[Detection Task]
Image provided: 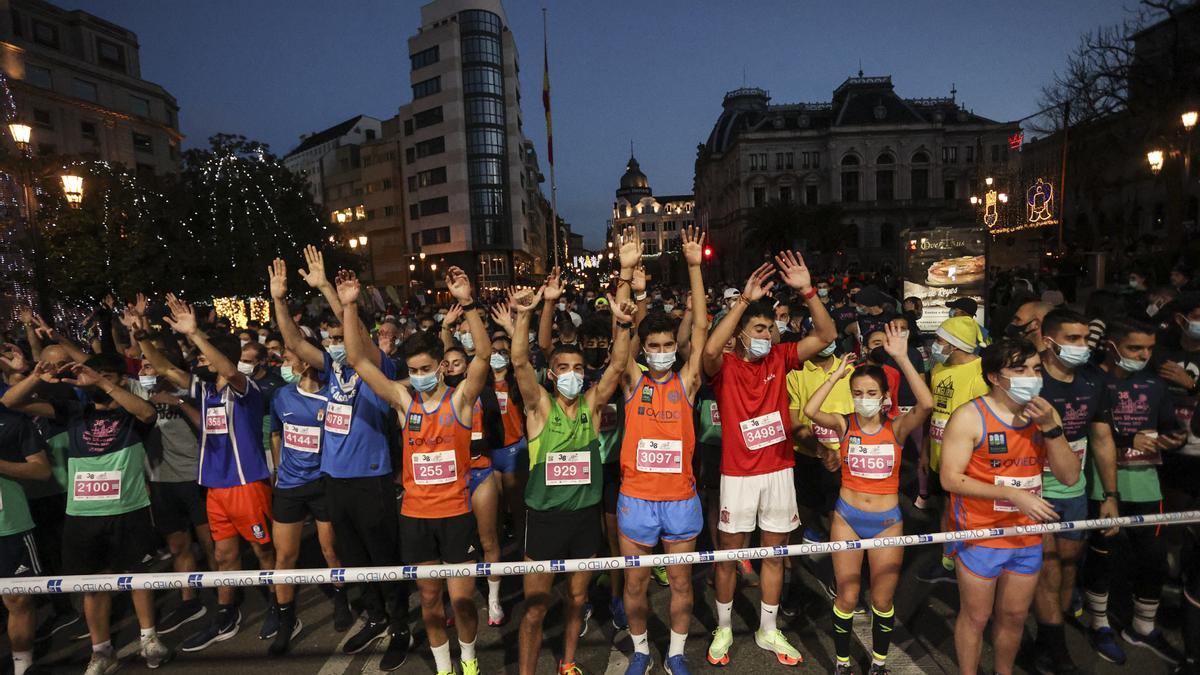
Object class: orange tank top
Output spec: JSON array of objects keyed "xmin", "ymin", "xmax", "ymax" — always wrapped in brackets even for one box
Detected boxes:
[
  {"xmin": 619, "ymin": 372, "xmax": 696, "ymax": 501},
  {"xmin": 470, "ymin": 398, "xmax": 490, "ymax": 470},
  {"xmin": 494, "ymin": 379, "xmax": 525, "ymax": 446},
  {"xmin": 949, "ymin": 397, "xmax": 1046, "ymax": 548},
  {"xmin": 839, "ymin": 414, "xmax": 902, "ymax": 495},
  {"xmin": 401, "ymin": 389, "xmax": 472, "ymax": 518}
]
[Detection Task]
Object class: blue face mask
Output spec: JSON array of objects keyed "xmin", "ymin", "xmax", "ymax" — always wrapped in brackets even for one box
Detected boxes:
[
  {"xmin": 931, "ymin": 342, "xmax": 951, "ymax": 365},
  {"xmin": 1108, "ymin": 341, "xmax": 1148, "ymax": 372},
  {"xmin": 490, "ymin": 353, "xmax": 510, "ymax": 371},
  {"xmin": 554, "ymin": 371, "xmax": 584, "ymax": 399},
  {"xmin": 741, "ymin": 332, "xmax": 771, "ymax": 360},
  {"xmin": 1051, "ymin": 340, "xmax": 1090, "ymax": 368},
  {"xmin": 818, "ymin": 341, "xmax": 837, "ymax": 357},
  {"xmin": 410, "ymin": 371, "xmax": 440, "ymax": 392},
  {"xmin": 326, "ymin": 344, "xmax": 347, "ymax": 366},
  {"xmin": 280, "ymin": 365, "xmax": 301, "ymax": 384},
  {"xmin": 1003, "ymin": 375, "xmax": 1043, "ymax": 404},
  {"xmin": 1187, "ymin": 320, "xmax": 1200, "ymax": 341}
]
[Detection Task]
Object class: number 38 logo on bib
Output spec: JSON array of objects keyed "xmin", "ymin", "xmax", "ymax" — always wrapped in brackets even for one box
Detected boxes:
[{"xmin": 738, "ymin": 411, "xmax": 786, "ymax": 451}]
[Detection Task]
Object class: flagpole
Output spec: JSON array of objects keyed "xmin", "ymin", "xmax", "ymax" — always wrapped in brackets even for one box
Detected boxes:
[{"xmin": 542, "ymin": 7, "xmax": 559, "ymax": 269}]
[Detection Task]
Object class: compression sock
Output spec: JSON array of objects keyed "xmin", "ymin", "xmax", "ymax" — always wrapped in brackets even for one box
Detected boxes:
[
  {"xmin": 716, "ymin": 600, "xmax": 732, "ymax": 629},
  {"xmin": 1133, "ymin": 596, "xmax": 1160, "ymax": 636},
  {"xmin": 833, "ymin": 604, "xmax": 854, "ymax": 663},
  {"xmin": 871, "ymin": 605, "xmax": 894, "ymax": 665},
  {"xmin": 1085, "ymin": 590, "xmax": 1110, "ymax": 629}
]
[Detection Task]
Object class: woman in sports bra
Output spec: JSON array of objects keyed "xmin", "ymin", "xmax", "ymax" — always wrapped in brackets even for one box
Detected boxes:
[{"xmin": 803, "ymin": 323, "xmax": 932, "ymax": 675}]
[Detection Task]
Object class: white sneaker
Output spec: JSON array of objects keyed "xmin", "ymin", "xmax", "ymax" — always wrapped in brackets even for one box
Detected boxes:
[
  {"xmin": 140, "ymin": 634, "xmax": 173, "ymax": 669},
  {"xmin": 84, "ymin": 650, "xmax": 119, "ymax": 675}
]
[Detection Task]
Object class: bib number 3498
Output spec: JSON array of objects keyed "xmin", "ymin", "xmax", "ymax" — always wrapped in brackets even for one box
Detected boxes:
[{"xmin": 739, "ymin": 411, "xmax": 786, "ymax": 451}]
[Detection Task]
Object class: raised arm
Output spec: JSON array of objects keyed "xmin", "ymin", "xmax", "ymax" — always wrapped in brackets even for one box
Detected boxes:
[
  {"xmin": 702, "ymin": 262, "xmax": 775, "ymax": 376},
  {"xmin": 298, "ymin": 244, "xmax": 343, "ymax": 321},
  {"xmin": 164, "ymin": 294, "xmax": 247, "ymax": 394},
  {"xmin": 775, "ymin": 250, "xmax": 836, "ymax": 361},
  {"xmin": 32, "ymin": 314, "xmax": 89, "ymax": 364},
  {"xmin": 338, "ymin": 271, "xmax": 406, "ymax": 408},
  {"xmin": 592, "ymin": 296, "xmax": 636, "ymax": 407},
  {"xmin": 449, "ymin": 267, "xmax": 492, "ymax": 413},
  {"xmin": 0, "ymin": 363, "xmax": 57, "ymax": 418},
  {"xmin": 882, "ymin": 322, "xmax": 933, "ymax": 443},
  {"xmin": 439, "ymin": 303, "xmax": 464, "ymax": 351},
  {"xmin": 18, "ymin": 307, "xmax": 43, "ymax": 360},
  {"xmin": 538, "ymin": 266, "xmax": 563, "ymax": 354},
  {"xmin": 269, "ymin": 257, "xmax": 324, "ymax": 370},
  {"xmin": 511, "ymin": 286, "xmax": 550, "ymax": 424},
  {"xmin": 802, "ymin": 357, "xmax": 853, "ymax": 434},
  {"xmin": 679, "ymin": 226, "xmax": 708, "ymax": 388},
  {"xmin": 65, "ymin": 363, "xmax": 156, "ymax": 424}
]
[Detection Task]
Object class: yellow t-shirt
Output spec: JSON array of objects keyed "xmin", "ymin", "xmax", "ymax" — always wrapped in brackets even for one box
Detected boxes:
[
  {"xmin": 787, "ymin": 356, "xmax": 855, "ymax": 458},
  {"xmin": 929, "ymin": 357, "xmax": 989, "ymax": 470}
]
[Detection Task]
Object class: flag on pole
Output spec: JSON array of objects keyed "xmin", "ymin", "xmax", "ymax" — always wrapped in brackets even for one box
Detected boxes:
[{"xmin": 542, "ymin": 29, "xmax": 553, "ymax": 166}]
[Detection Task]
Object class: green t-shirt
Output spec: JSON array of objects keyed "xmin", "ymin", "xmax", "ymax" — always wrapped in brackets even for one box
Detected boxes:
[
  {"xmin": 54, "ymin": 400, "xmax": 154, "ymax": 517},
  {"xmin": 21, "ymin": 429, "xmax": 68, "ymax": 499},
  {"xmin": 598, "ymin": 395, "xmax": 624, "ymax": 464},
  {"xmin": 525, "ymin": 398, "xmax": 602, "ymax": 511},
  {"xmin": 697, "ymin": 397, "xmax": 722, "ymax": 446},
  {"xmin": 0, "ymin": 408, "xmax": 42, "ymax": 536}
]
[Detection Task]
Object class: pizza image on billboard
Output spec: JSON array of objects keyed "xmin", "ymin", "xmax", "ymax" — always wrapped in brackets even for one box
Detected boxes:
[{"xmin": 926, "ymin": 255, "xmax": 985, "ymax": 287}]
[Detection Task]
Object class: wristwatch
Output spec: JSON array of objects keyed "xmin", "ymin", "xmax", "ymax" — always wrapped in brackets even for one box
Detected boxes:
[
  {"xmin": 1103, "ymin": 490, "xmax": 1121, "ymax": 501},
  {"xmin": 1041, "ymin": 426, "xmax": 1064, "ymax": 439}
]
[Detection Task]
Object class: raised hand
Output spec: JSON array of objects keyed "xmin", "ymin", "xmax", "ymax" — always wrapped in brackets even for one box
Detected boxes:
[
  {"xmin": 298, "ymin": 244, "xmax": 328, "ymax": 289},
  {"xmin": 0, "ymin": 344, "xmax": 27, "ymax": 374},
  {"xmin": 445, "ymin": 266, "xmax": 474, "ymax": 303},
  {"xmin": 61, "ymin": 363, "xmax": 103, "ymax": 388},
  {"xmin": 609, "ymin": 295, "xmax": 636, "ymax": 324},
  {"xmin": 162, "ymin": 294, "xmax": 198, "ymax": 336},
  {"xmin": 832, "ymin": 353, "xmax": 855, "ymax": 380},
  {"xmin": 442, "ymin": 303, "xmax": 464, "ymax": 327},
  {"xmin": 775, "ymin": 250, "xmax": 812, "ymax": 291},
  {"xmin": 631, "ymin": 265, "xmax": 647, "ymax": 295},
  {"xmin": 490, "ymin": 302, "xmax": 515, "ymax": 335},
  {"xmin": 268, "ymin": 258, "xmax": 288, "ymax": 300},
  {"xmin": 543, "ymin": 266, "xmax": 564, "ymax": 302},
  {"xmin": 30, "ymin": 314, "xmax": 58, "ymax": 342},
  {"xmin": 618, "ymin": 225, "xmax": 642, "ymax": 269},
  {"xmin": 742, "ymin": 262, "xmax": 776, "ymax": 302},
  {"xmin": 335, "ymin": 270, "xmax": 361, "ymax": 305},
  {"xmin": 882, "ymin": 322, "xmax": 908, "ymax": 359},
  {"xmin": 18, "ymin": 306, "xmax": 32, "ymax": 325},
  {"xmin": 32, "ymin": 361, "xmax": 64, "ymax": 383},
  {"xmin": 681, "ymin": 225, "xmax": 706, "ymax": 267},
  {"xmin": 1022, "ymin": 396, "xmax": 1057, "ymax": 429},
  {"xmin": 508, "ymin": 285, "xmax": 544, "ymax": 313}
]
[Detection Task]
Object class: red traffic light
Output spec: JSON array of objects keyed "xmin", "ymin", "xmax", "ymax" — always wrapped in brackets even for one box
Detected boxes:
[{"xmin": 703, "ymin": 246, "xmax": 713, "ymax": 259}]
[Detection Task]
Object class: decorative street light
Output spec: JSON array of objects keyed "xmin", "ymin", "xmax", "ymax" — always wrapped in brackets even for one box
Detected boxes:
[
  {"xmin": 1183, "ymin": 110, "xmax": 1198, "ymax": 132},
  {"xmin": 1148, "ymin": 149, "xmax": 1165, "ymax": 175},
  {"xmin": 60, "ymin": 174, "xmax": 84, "ymax": 208},
  {"xmin": 348, "ymin": 238, "xmax": 358, "ymax": 249},
  {"xmin": 8, "ymin": 122, "xmax": 30, "ymax": 152},
  {"xmin": 969, "ymin": 176, "xmax": 1007, "ymax": 228},
  {"xmin": 357, "ymin": 234, "xmax": 368, "ymax": 246}
]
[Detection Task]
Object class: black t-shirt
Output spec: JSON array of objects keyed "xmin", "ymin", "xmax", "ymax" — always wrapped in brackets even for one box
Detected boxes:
[
  {"xmin": 0, "ymin": 404, "xmax": 43, "ymax": 464},
  {"xmin": 1040, "ymin": 368, "xmax": 1104, "ymax": 441},
  {"xmin": 1156, "ymin": 345, "xmax": 1200, "ymax": 453},
  {"xmin": 1083, "ymin": 364, "xmax": 1179, "ymax": 449}
]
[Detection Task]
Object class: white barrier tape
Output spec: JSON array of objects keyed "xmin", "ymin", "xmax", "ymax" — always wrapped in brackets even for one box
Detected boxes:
[{"xmin": 3, "ymin": 510, "xmax": 1198, "ymax": 595}]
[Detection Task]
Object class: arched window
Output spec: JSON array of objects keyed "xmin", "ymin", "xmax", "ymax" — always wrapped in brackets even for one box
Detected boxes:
[
  {"xmin": 876, "ymin": 153, "xmax": 894, "ymax": 165},
  {"xmin": 841, "ymin": 154, "xmax": 860, "ymax": 166},
  {"xmin": 912, "ymin": 151, "xmax": 930, "ymax": 164}
]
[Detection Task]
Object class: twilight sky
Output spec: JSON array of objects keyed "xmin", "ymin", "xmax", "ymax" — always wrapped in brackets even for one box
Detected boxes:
[{"xmin": 66, "ymin": 0, "xmax": 1135, "ymax": 247}]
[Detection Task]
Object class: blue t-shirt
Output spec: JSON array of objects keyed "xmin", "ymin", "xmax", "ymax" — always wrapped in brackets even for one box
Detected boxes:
[
  {"xmin": 319, "ymin": 350, "xmax": 397, "ymax": 478},
  {"xmin": 191, "ymin": 375, "xmax": 270, "ymax": 488},
  {"xmin": 270, "ymin": 382, "xmax": 328, "ymax": 489}
]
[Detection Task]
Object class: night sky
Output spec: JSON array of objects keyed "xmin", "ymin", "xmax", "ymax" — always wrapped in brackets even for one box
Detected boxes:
[{"xmin": 64, "ymin": 0, "xmax": 1134, "ymax": 247}]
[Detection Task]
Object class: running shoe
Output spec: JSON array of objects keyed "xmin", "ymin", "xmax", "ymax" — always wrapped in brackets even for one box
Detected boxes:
[
  {"xmin": 488, "ymin": 598, "xmax": 507, "ymax": 627},
  {"xmin": 378, "ymin": 627, "xmax": 414, "ymax": 671},
  {"xmin": 158, "ymin": 598, "xmax": 206, "ymax": 635},
  {"xmin": 461, "ymin": 657, "xmax": 480, "ymax": 675},
  {"xmin": 707, "ymin": 627, "xmax": 733, "ymax": 666},
  {"xmin": 332, "ymin": 588, "xmax": 353, "ymax": 632},
  {"xmin": 1122, "ymin": 626, "xmax": 1183, "ymax": 666},
  {"xmin": 83, "ymin": 651, "xmax": 119, "ymax": 675},
  {"xmin": 35, "ymin": 608, "xmax": 88, "ymax": 643},
  {"xmin": 867, "ymin": 664, "xmax": 891, "ymax": 675},
  {"xmin": 664, "ymin": 654, "xmax": 692, "ymax": 674},
  {"xmin": 835, "ymin": 662, "xmax": 855, "ymax": 675},
  {"xmin": 1089, "ymin": 627, "xmax": 1127, "ymax": 665},
  {"xmin": 559, "ymin": 661, "xmax": 584, "ymax": 675},
  {"xmin": 343, "ymin": 616, "xmax": 388, "ymax": 654},
  {"xmin": 258, "ymin": 600, "xmax": 280, "ymax": 640},
  {"xmin": 755, "ymin": 628, "xmax": 803, "ymax": 666},
  {"xmin": 610, "ymin": 596, "xmax": 629, "ymax": 631},
  {"xmin": 181, "ymin": 607, "xmax": 240, "ymax": 652},
  {"xmin": 737, "ymin": 559, "xmax": 760, "ymax": 587},
  {"xmin": 1033, "ymin": 648, "xmax": 1078, "ymax": 675},
  {"xmin": 268, "ymin": 613, "xmax": 303, "ymax": 657},
  {"xmin": 624, "ymin": 652, "xmax": 653, "ymax": 675},
  {"xmin": 140, "ymin": 634, "xmax": 173, "ymax": 669},
  {"xmin": 652, "ymin": 566, "xmax": 670, "ymax": 587}
]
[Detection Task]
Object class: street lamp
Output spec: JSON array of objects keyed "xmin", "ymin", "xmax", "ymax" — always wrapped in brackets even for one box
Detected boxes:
[
  {"xmin": 349, "ymin": 238, "xmax": 358, "ymax": 249},
  {"xmin": 8, "ymin": 122, "xmax": 30, "ymax": 152},
  {"xmin": 60, "ymin": 174, "xmax": 83, "ymax": 208},
  {"xmin": 357, "ymin": 234, "xmax": 368, "ymax": 246},
  {"xmin": 1148, "ymin": 149, "xmax": 1165, "ymax": 175},
  {"xmin": 1183, "ymin": 110, "xmax": 1198, "ymax": 132}
]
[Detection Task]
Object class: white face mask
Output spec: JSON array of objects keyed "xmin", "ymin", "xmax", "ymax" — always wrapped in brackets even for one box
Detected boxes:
[
  {"xmin": 458, "ymin": 332, "xmax": 475, "ymax": 351},
  {"xmin": 645, "ymin": 351, "xmax": 676, "ymax": 371},
  {"xmin": 236, "ymin": 361, "xmax": 255, "ymax": 376},
  {"xmin": 554, "ymin": 371, "xmax": 584, "ymax": 399},
  {"xmin": 138, "ymin": 375, "xmax": 158, "ymax": 390},
  {"xmin": 853, "ymin": 396, "xmax": 883, "ymax": 418},
  {"xmin": 556, "ymin": 302, "xmax": 567, "ymax": 312},
  {"xmin": 489, "ymin": 353, "xmax": 510, "ymax": 371},
  {"xmin": 662, "ymin": 303, "xmax": 675, "ymax": 313},
  {"xmin": 741, "ymin": 332, "xmax": 771, "ymax": 360},
  {"xmin": 776, "ymin": 320, "xmax": 789, "ymax": 333}
]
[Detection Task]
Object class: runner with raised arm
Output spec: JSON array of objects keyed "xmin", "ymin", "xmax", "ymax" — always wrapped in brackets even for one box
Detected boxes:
[
  {"xmin": 702, "ymin": 251, "xmax": 837, "ymax": 667},
  {"xmin": 340, "ymin": 267, "xmax": 490, "ymax": 675}
]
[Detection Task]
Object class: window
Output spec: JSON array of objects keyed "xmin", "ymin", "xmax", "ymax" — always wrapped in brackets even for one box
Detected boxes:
[
  {"xmin": 412, "ymin": 76, "xmax": 441, "ymax": 100},
  {"xmin": 466, "ymin": 127, "xmax": 504, "ymax": 155},
  {"xmin": 24, "ymin": 64, "xmax": 51, "ymax": 88},
  {"xmin": 132, "ymin": 132, "xmax": 153, "ymax": 153},
  {"xmin": 644, "ymin": 239, "xmax": 659, "ymax": 255},
  {"xmin": 130, "ymin": 96, "xmax": 151, "ymax": 118},
  {"xmin": 470, "ymin": 188, "xmax": 505, "ymax": 215},
  {"xmin": 405, "ymin": 148, "xmax": 416, "ymax": 164},
  {"xmin": 942, "ymin": 146, "xmax": 957, "ymax": 163},
  {"xmin": 32, "ymin": 108, "xmax": 52, "ymax": 129},
  {"xmin": 403, "ymin": 119, "xmax": 414, "ymax": 136},
  {"xmin": 365, "ymin": 129, "xmax": 376, "ymax": 140},
  {"xmin": 414, "ymin": 106, "xmax": 443, "ymax": 129},
  {"xmin": 943, "ymin": 179, "xmax": 956, "ymax": 200},
  {"xmin": 366, "ymin": 210, "xmax": 375, "ymax": 220},
  {"xmin": 409, "ymin": 204, "xmax": 420, "ymax": 220},
  {"xmin": 462, "ymin": 35, "xmax": 502, "ymax": 65},
  {"xmin": 841, "ymin": 171, "xmax": 860, "ymax": 202},
  {"xmin": 912, "ymin": 151, "xmax": 930, "ymax": 163},
  {"xmin": 640, "ymin": 222, "xmax": 655, "ymax": 233},
  {"xmin": 775, "ymin": 152, "xmax": 784, "ymax": 170},
  {"xmin": 72, "ymin": 78, "xmax": 98, "ymax": 102},
  {"xmin": 468, "ymin": 157, "xmax": 503, "ymax": 185},
  {"xmin": 410, "ymin": 46, "xmax": 439, "ymax": 70},
  {"xmin": 841, "ymin": 154, "xmax": 860, "ymax": 166},
  {"xmin": 384, "ymin": 206, "xmax": 394, "ymax": 217},
  {"xmin": 785, "ymin": 152, "xmax": 794, "ymax": 169},
  {"xmin": 813, "ymin": 153, "xmax": 820, "ymax": 168},
  {"xmin": 779, "ymin": 186, "xmax": 792, "ymax": 204},
  {"xmin": 419, "ymin": 196, "xmax": 449, "ymax": 216},
  {"xmin": 462, "ymin": 66, "xmax": 502, "ymax": 96},
  {"xmin": 911, "ymin": 168, "xmax": 928, "ymax": 200},
  {"xmin": 417, "ymin": 166, "xmax": 447, "ymax": 187},
  {"xmin": 382, "ymin": 179, "xmax": 392, "ymax": 189},
  {"xmin": 465, "ymin": 97, "xmax": 504, "ymax": 126},
  {"xmin": 749, "ymin": 154, "xmax": 759, "ymax": 170},
  {"xmin": 32, "ymin": 20, "xmax": 57, "ymax": 48},
  {"xmin": 415, "ymin": 136, "xmax": 445, "ymax": 158},
  {"xmin": 875, "ymin": 170, "xmax": 894, "ymax": 201},
  {"xmin": 801, "ymin": 152, "xmax": 810, "ymax": 169},
  {"xmin": 407, "ymin": 175, "xmax": 417, "ymax": 191},
  {"xmin": 805, "ymin": 185, "xmax": 819, "ymax": 205},
  {"xmin": 36, "ymin": 142, "xmax": 55, "ymax": 156},
  {"xmin": 752, "ymin": 187, "xmax": 766, "ymax": 207},
  {"xmin": 460, "ymin": 9, "xmax": 503, "ymax": 35},
  {"xmin": 96, "ymin": 38, "xmax": 125, "ymax": 71},
  {"xmin": 80, "ymin": 120, "xmax": 97, "ymax": 141},
  {"xmin": 991, "ymin": 144, "xmax": 1001, "ymax": 163},
  {"xmin": 876, "ymin": 153, "xmax": 894, "ymax": 165},
  {"xmin": 421, "ymin": 227, "xmax": 451, "ymax": 245},
  {"xmin": 758, "ymin": 153, "xmax": 767, "ymax": 168},
  {"xmin": 964, "ymin": 146, "xmax": 974, "ymax": 164}
]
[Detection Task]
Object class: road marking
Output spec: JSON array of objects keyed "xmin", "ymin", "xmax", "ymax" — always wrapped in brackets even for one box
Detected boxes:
[
  {"xmin": 316, "ymin": 616, "xmax": 367, "ymax": 675},
  {"xmin": 603, "ymin": 631, "xmax": 631, "ymax": 675}
]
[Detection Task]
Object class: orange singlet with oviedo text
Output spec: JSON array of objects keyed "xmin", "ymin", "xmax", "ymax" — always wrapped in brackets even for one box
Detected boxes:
[
  {"xmin": 401, "ymin": 389, "xmax": 472, "ymax": 519},
  {"xmin": 619, "ymin": 372, "xmax": 696, "ymax": 501}
]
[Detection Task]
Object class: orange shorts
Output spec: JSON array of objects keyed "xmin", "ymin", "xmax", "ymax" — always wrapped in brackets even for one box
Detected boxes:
[{"xmin": 207, "ymin": 481, "xmax": 273, "ymax": 544}]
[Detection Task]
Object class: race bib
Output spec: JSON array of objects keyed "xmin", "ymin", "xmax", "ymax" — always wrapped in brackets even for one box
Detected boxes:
[
  {"xmin": 73, "ymin": 470, "xmax": 121, "ymax": 501},
  {"xmin": 636, "ymin": 439, "xmax": 683, "ymax": 473},
  {"xmin": 812, "ymin": 422, "xmax": 840, "ymax": 446},
  {"xmin": 283, "ymin": 423, "xmax": 321, "ymax": 454},
  {"xmin": 930, "ymin": 418, "xmax": 946, "ymax": 442},
  {"xmin": 471, "ymin": 431, "xmax": 483, "ymax": 441},
  {"xmin": 497, "ymin": 392, "xmax": 509, "ymax": 415},
  {"xmin": 546, "ymin": 451, "xmax": 592, "ymax": 485},
  {"xmin": 412, "ymin": 450, "xmax": 457, "ymax": 485},
  {"xmin": 898, "ymin": 406, "xmax": 914, "ymax": 415},
  {"xmin": 846, "ymin": 444, "xmax": 895, "ymax": 479},
  {"xmin": 324, "ymin": 402, "xmax": 352, "ymax": 435},
  {"xmin": 993, "ymin": 474, "xmax": 1042, "ymax": 512},
  {"xmin": 709, "ymin": 402, "xmax": 721, "ymax": 427},
  {"xmin": 1066, "ymin": 438, "xmax": 1088, "ymax": 473},
  {"xmin": 740, "ymin": 411, "xmax": 787, "ymax": 450},
  {"xmin": 599, "ymin": 404, "xmax": 618, "ymax": 433},
  {"xmin": 204, "ymin": 406, "xmax": 228, "ymax": 435},
  {"xmin": 1117, "ymin": 445, "xmax": 1163, "ymax": 467}
]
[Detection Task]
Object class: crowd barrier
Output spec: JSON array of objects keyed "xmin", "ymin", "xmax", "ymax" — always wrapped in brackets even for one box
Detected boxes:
[{"xmin": 3, "ymin": 510, "xmax": 1199, "ymax": 595}]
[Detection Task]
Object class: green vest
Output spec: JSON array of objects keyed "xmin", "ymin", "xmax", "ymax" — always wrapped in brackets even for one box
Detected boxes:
[{"xmin": 525, "ymin": 398, "xmax": 602, "ymax": 511}]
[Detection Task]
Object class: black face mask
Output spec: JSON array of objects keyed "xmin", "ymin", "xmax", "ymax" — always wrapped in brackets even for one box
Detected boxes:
[
  {"xmin": 584, "ymin": 347, "xmax": 607, "ymax": 369},
  {"xmin": 1005, "ymin": 321, "xmax": 1031, "ymax": 339},
  {"xmin": 868, "ymin": 346, "xmax": 888, "ymax": 364},
  {"xmin": 90, "ymin": 387, "xmax": 113, "ymax": 405},
  {"xmin": 194, "ymin": 366, "xmax": 218, "ymax": 384},
  {"xmin": 444, "ymin": 373, "xmax": 465, "ymax": 388}
]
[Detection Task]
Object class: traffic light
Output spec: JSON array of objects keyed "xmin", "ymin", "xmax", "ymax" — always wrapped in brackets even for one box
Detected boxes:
[{"xmin": 703, "ymin": 245, "xmax": 713, "ymax": 260}]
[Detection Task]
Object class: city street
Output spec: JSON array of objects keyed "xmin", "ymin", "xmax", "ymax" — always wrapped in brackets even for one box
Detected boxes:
[{"xmin": 22, "ymin": 493, "xmax": 1181, "ymax": 675}]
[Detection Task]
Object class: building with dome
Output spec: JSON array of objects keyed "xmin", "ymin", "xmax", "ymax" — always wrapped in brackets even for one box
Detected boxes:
[
  {"xmin": 610, "ymin": 154, "xmax": 694, "ymax": 283},
  {"xmin": 694, "ymin": 75, "xmax": 1020, "ymax": 278}
]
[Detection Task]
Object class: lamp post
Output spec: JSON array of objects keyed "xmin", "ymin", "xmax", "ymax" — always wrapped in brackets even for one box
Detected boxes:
[
  {"xmin": 969, "ymin": 176, "xmax": 1008, "ymax": 229},
  {"xmin": 1146, "ymin": 106, "xmax": 1198, "ymax": 247}
]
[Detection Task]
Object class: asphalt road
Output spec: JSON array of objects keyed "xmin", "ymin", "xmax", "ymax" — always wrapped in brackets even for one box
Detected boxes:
[{"xmin": 12, "ymin": 495, "xmax": 1182, "ymax": 674}]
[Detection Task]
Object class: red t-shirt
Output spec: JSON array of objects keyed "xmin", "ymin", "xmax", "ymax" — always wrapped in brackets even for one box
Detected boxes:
[
  {"xmin": 712, "ymin": 344, "xmax": 802, "ymax": 476},
  {"xmin": 883, "ymin": 364, "xmax": 901, "ymax": 418}
]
